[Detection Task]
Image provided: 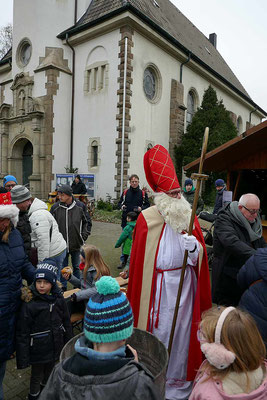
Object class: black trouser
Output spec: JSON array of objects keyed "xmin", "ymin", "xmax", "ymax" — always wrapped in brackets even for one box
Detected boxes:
[{"xmin": 30, "ymin": 362, "xmax": 54, "ymax": 395}]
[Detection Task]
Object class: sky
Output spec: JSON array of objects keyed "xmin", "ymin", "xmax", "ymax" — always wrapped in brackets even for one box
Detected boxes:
[{"xmin": 0, "ymin": 0, "xmax": 267, "ymax": 112}]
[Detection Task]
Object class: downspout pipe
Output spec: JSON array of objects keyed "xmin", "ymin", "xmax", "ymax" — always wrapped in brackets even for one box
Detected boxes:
[
  {"xmin": 180, "ymin": 52, "xmax": 191, "ymax": 83},
  {"xmin": 65, "ymin": 0, "xmax": 77, "ymax": 170},
  {"xmin": 66, "ymin": 33, "xmax": 75, "ymax": 170},
  {"xmin": 249, "ymin": 107, "xmax": 257, "ymax": 124},
  {"xmin": 120, "ymin": 37, "xmax": 128, "ymax": 194}
]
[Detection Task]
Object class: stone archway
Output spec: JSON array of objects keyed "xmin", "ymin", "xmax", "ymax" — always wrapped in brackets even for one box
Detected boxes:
[{"xmin": 10, "ymin": 138, "xmax": 33, "ymax": 186}]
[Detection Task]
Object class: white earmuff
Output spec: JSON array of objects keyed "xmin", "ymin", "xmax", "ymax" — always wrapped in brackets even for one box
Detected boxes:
[{"xmin": 200, "ymin": 307, "xmax": 236, "ymax": 370}]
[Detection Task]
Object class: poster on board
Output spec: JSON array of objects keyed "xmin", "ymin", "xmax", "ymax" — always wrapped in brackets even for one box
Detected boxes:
[{"xmin": 56, "ymin": 174, "xmax": 95, "ymax": 197}]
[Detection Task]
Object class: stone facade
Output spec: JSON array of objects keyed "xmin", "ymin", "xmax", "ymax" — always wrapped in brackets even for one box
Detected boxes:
[
  {"xmin": 169, "ymin": 79, "xmax": 186, "ymax": 159},
  {"xmin": 115, "ymin": 25, "xmax": 134, "ymax": 196},
  {"xmin": 0, "ymin": 47, "xmax": 70, "ymax": 198}
]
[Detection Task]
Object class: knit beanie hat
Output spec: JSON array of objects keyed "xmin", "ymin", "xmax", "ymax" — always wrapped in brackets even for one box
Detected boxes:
[
  {"xmin": 57, "ymin": 184, "xmax": 73, "ymax": 197},
  {"xmin": 34, "ymin": 259, "xmax": 58, "ymax": 285},
  {"xmin": 11, "ymin": 185, "xmax": 31, "ymax": 204},
  {"xmin": 0, "ymin": 192, "xmax": 19, "ymax": 227},
  {"xmin": 185, "ymin": 178, "xmax": 193, "ymax": 187},
  {"xmin": 215, "ymin": 179, "xmax": 225, "ymax": 187},
  {"xmin": 3, "ymin": 175, "xmax": 17, "ymax": 186},
  {"xmin": 84, "ymin": 276, "xmax": 133, "ymax": 343}
]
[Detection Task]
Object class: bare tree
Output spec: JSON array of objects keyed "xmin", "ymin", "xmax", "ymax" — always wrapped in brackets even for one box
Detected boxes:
[{"xmin": 0, "ymin": 23, "xmax": 12, "ymax": 59}]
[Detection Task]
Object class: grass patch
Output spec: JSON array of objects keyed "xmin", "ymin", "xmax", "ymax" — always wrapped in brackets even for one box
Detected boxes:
[{"xmin": 93, "ymin": 209, "xmax": 121, "ymax": 224}]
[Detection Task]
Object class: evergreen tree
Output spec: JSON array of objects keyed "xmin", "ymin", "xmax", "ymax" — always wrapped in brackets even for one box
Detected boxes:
[{"xmin": 174, "ymin": 85, "xmax": 238, "ymax": 204}]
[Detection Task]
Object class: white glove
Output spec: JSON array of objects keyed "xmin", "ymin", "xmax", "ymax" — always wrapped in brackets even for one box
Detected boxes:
[{"xmin": 182, "ymin": 233, "xmax": 198, "ymax": 252}]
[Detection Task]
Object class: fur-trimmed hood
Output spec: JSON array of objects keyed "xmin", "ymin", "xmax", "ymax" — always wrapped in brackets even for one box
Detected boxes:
[
  {"xmin": 21, "ymin": 281, "xmax": 63, "ymax": 303},
  {"xmin": 0, "ymin": 204, "xmax": 19, "ymax": 227}
]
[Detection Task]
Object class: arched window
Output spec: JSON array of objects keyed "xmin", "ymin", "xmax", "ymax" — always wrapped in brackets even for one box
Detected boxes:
[
  {"xmin": 237, "ymin": 116, "xmax": 243, "ymax": 134},
  {"xmin": 186, "ymin": 90, "xmax": 196, "ymax": 128}
]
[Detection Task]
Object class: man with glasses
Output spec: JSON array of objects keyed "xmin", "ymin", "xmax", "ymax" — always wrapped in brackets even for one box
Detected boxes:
[
  {"xmin": 3, "ymin": 175, "xmax": 17, "ymax": 191},
  {"xmin": 212, "ymin": 193, "xmax": 267, "ymax": 306}
]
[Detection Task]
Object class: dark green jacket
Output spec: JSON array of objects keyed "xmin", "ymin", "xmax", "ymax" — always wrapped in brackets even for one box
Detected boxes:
[{"xmin": 183, "ymin": 187, "xmax": 204, "ymax": 215}]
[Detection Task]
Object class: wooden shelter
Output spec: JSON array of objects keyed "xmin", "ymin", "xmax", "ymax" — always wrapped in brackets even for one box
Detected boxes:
[{"xmin": 184, "ymin": 121, "xmax": 267, "ymax": 239}]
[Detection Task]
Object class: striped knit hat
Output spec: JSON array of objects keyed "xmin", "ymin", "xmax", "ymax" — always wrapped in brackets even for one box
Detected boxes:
[{"xmin": 84, "ymin": 276, "xmax": 133, "ymax": 343}]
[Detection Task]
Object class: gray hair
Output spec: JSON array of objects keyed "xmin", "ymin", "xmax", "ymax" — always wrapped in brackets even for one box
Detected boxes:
[{"xmin": 238, "ymin": 193, "xmax": 260, "ymax": 207}]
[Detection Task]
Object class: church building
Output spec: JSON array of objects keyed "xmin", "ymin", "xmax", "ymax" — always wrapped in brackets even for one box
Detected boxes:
[{"xmin": 0, "ymin": 0, "xmax": 265, "ymax": 199}]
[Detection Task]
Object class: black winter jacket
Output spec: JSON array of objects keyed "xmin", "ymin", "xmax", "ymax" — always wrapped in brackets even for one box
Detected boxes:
[
  {"xmin": 118, "ymin": 186, "xmax": 150, "ymax": 228},
  {"xmin": 0, "ymin": 228, "xmax": 35, "ymax": 363},
  {"xmin": 71, "ymin": 180, "xmax": 87, "ymax": 195},
  {"xmin": 16, "ymin": 211, "xmax": 32, "ymax": 257},
  {"xmin": 51, "ymin": 199, "xmax": 91, "ymax": 252},
  {"xmin": 213, "ymin": 186, "xmax": 226, "ymax": 214},
  {"xmin": 16, "ymin": 284, "xmax": 73, "ymax": 368},
  {"xmin": 237, "ymin": 248, "xmax": 267, "ymax": 348},
  {"xmin": 212, "ymin": 204, "xmax": 267, "ymax": 306},
  {"xmin": 39, "ymin": 337, "xmax": 160, "ymax": 400},
  {"xmin": 183, "ymin": 188, "xmax": 204, "ymax": 215}
]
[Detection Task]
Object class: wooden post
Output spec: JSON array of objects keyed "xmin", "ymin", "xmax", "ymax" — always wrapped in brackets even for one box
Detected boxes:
[{"xmin": 168, "ymin": 127, "xmax": 209, "ymax": 355}]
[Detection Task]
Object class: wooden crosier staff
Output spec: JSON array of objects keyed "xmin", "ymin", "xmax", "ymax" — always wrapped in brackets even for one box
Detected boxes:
[{"xmin": 168, "ymin": 127, "xmax": 209, "ymax": 355}]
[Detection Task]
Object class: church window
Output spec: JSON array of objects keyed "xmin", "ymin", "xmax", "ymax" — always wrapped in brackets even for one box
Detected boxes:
[
  {"xmin": 84, "ymin": 62, "xmax": 108, "ymax": 93},
  {"xmin": 143, "ymin": 65, "xmax": 162, "ymax": 103},
  {"xmin": 186, "ymin": 90, "xmax": 198, "ymax": 129},
  {"xmin": 91, "ymin": 140, "xmax": 98, "ymax": 167},
  {"xmin": 237, "ymin": 116, "xmax": 243, "ymax": 134},
  {"xmin": 16, "ymin": 39, "xmax": 32, "ymax": 67}
]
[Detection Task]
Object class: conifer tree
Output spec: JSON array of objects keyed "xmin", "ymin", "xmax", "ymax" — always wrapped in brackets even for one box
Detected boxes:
[{"xmin": 174, "ymin": 85, "xmax": 237, "ymax": 204}]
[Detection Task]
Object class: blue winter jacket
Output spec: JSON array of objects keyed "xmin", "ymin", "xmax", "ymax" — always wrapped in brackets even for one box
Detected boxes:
[
  {"xmin": 237, "ymin": 247, "xmax": 267, "ymax": 348},
  {"xmin": 0, "ymin": 228, "xmax": 35, "ymax": 362}
]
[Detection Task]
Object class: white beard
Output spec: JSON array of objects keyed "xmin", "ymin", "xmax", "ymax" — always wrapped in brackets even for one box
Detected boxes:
[{"xmin": 154, "ymin": 192, "xmax": 192, "ymax": 233}]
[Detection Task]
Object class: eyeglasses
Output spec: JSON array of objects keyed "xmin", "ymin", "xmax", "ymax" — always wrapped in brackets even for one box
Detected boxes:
[
  {"xmin": 241, "ymin": 205, "xmax": 261, "ymax": 215},
  {"xmin": 166, "ymin": 189, "xmax": 181, "ymax": 197},
  {"xmin": 5, "ymin": 184, "xmax": 16, "ymax": 188}
]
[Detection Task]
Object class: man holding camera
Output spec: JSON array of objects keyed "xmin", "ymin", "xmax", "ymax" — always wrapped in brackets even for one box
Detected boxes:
[{"xmin": 118, "ymin": 174, "xmax": 150, "ymax": 228}]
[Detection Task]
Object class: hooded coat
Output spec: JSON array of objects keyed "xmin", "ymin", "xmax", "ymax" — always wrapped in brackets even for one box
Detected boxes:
[
  {"xmin": 39, "ymin": 335, "xmax": 160, "ymax": 400},
  {"xmin": 16, "ymin": 283, "xmax": 72, "ymax": 368},
  {"xmin": 237, "ymin": 248, "xmax": 267, "ymax": 348},
  {"xmin": 0, "ymin": 228, "xmax": 35, "ymax": 362},
  {"xmin": 28, "ymin": 198, "xmax": 66, "ymax": 262}
]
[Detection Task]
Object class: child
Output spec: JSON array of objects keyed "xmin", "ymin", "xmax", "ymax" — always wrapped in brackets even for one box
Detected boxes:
[
  {"xmin": 115, "ymin": 211, "xmax": 137, "ymax": 269},
  {"xmin": 39, "ymin": 276, "xmax": 160, "ymax": 399},
  {"xmin": 189, "ymin": 306, "xmax": 267, "ymax": 400},
  {"xmin": 16, "ymin": 260, "xmax": 73, "ymax": 400},
  {"xmin": 62, "ymin": 244, "xmax": 110, "ymax": 304}
]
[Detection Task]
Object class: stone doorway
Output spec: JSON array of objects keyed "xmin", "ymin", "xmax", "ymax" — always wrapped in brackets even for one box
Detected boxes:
[{"xmin": 10, "ymin": 138, "xmax": 33, "ymax": 185}]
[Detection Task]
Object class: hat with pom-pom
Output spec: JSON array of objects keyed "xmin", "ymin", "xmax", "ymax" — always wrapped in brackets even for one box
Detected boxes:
[{"xmin": 84, "ymin": 276, "xmax": 133, "ymax": 343}]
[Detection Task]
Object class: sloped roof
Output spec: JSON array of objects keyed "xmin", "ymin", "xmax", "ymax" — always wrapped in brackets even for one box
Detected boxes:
[
  {"xmin": 76, "ymin": 0, "xmax": 249, "ymax": 97},
  {"xmin": 0, "ymin": 48, "xmax": 12, "ymax": 65},
  {"xmin": 183, "ymin": 120, "xmax": 267, "ymax": 172},
  {"xmin": 58, "ymin": 0, "xmax": 262, "ymax": 110}
]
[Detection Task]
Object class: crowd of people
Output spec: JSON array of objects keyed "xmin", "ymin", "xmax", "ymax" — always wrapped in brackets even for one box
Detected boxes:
[{"xmin": 0, "ymin": 150, "xmax": 266, "ymax": 400}]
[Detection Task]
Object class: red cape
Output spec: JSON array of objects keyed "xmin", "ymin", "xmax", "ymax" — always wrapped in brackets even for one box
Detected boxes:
[{"xmin": 127, "ymin": 206, "xmax": 212, "ymax": 380}]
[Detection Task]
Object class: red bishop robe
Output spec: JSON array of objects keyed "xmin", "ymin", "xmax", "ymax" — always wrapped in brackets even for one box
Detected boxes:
[{"xmin": 127, "ymin": 205, "xmax": 212, "ymax": 380}]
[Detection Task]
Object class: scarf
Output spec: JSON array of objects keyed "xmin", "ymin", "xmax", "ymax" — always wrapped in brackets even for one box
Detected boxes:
[
  {"xmin": 230, "ymin": 201, "xmax": 262, "ymax": 242},
  {"xmin": 75, "ymin": 336, "xmax": 126, "ymax": 361}
]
